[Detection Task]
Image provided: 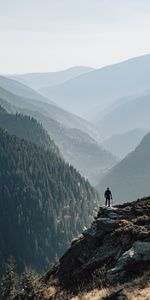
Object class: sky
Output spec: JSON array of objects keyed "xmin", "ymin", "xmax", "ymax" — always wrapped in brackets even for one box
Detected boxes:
[{"xmin": 0, "ymin": 0, "xmax": 150, "ymax": 74}]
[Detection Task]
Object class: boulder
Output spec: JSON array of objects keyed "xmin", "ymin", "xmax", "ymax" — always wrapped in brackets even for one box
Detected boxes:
[
  {"xmin": 83, "ymin": 218, "xmax": 119, "ymax": 240},
  {"xmin": 107, "ymin": 241, "xmax": 150, "ymax": 283}
]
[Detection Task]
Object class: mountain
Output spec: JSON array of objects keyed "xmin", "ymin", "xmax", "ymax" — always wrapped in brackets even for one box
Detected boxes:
[
  {"xmin": 0, "ymin": 80, "xmax": 98, "ymax": 139},
  {"xmin": 34, "ymin": 197, "xmax": 150, "ymax": 300},
  {"xmin": 0, "ymin": 110, "xmax": 59, "ymax": 155},
  {"xmin": 0, "ymin": 83, "xmax": 117, "ymax": 184},
  {"xmin": 10, "ymin": 66, "xmax": 94, "ymax": 90},
  {"xmin": 38, "ymin": 55, "xmax": 150, "ymax": 119},
  {"xmin": 0, "ymin": 128, "xmax": 99, "ymax": 275},
  {"xmin": 51, "ymin": 127, "xmax": 117, "ymax": 184},
  {"xmin": 97, "ymin": 133, "xmax": 150, "ymax": 203},
  {"xmin": 0, "ymin": 101, "xmax": 116, "ymax": 185},
  {"xmin": 97, "ymin": 94, "xmax": 150, "ymax": 135},
  {"xmin": 0, "ymin": 75, "xmax": 54, "ymax": 104},
  {"xmin": 102, "ymin": 128, "xmax": 148, "ymax": 158},
  {"xmin": 0, "ymin": 104, "xmax": 7, "ymax": 114}
]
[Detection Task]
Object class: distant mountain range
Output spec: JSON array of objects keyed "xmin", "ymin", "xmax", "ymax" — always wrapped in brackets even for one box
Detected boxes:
[
  {"xmin": 102, "ymin": 128, "xmax": 148, "ymax": 158},
  {"xmin": 0, "ymin": 75, "xmax": 53, "ymax": 104},
  {"xmin": 0, "ymin": 76, "xmax": 117, "ymax": 184},
  {"xmin": 28, "ymin": 55, "xmax": 150, "ymax": 119},
  {"xmin": 0, "ymin": 77, "xmax": 97, "ymax": 137},
  {"xmin": 97, "ymin": 132, "xmax": 150, "ymax": 203},
  {"xmin": 98, "ymin": 94, "xmax": 150, "ymax": 135},
  {"xmin": 3, "ymin": 55, "xmax": 150, "ymax": 188},
  {"xmin": 10, "ymin": 66, "xmax": 94, "ymax": 90}
]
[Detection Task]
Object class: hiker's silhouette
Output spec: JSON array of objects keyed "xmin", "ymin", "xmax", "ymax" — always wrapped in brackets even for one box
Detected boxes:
[{"xmin": 104, "ymin": 188, "xmax": 112, "ymax": 207}]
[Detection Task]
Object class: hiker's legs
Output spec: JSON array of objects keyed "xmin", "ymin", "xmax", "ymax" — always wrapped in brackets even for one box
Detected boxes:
[{"xmin": 105, "ymin": 198, "xmax": 110, "ymax": 207}]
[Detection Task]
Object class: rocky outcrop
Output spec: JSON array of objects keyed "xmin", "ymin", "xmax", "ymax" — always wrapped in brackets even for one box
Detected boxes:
[
  {"xmin": 43, "ymin": 197, "xmax": 150, "ymax": 290},
  {"xmin": 107, "ymin": 241, "xmax": 150, "ymax": 283}
]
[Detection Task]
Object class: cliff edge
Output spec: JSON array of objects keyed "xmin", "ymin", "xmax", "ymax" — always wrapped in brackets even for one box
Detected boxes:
[{"xmin": 42, "ymin": 197, "xmax": 150, "ymax": 299}]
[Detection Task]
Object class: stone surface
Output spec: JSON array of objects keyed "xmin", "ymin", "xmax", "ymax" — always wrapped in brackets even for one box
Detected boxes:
[
  {"xmin": 83, "ymin": 218, "xmax": 119, "ymax": 240},
  {"xmin": 107, "ymin": 241, "xmax": 150, "ymax": 283},
  {"xmin": 43, "ymin": 197, "xmax": 150, "ymax": 290}
]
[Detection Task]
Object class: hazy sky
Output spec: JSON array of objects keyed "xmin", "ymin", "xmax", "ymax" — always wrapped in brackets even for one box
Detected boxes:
[{"xmin": 1, "ymin": 0, "xmax": 150, "ymax": 74}]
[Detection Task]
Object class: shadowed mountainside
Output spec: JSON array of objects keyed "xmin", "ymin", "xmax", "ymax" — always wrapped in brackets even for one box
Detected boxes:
[
  {"xmin": 0, "ymin": 107, "xmax": 59, "ymax": 154},
  {"xmin": 0, "ymin": 86, "xmax": 117, "ymax": 184},
  {"xmin": 0, "ymin": 128, "xmax": 99, "ymax": 275},
  {"xmin": 97, "ymin": 132, "xmax": 150, "ymax": 203}
]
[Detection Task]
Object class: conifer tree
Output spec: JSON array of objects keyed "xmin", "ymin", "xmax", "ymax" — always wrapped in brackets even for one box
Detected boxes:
[
  {"xmin": 20, "ymin": 269, "xmax": 43, "ymax": 299},
  {"xmin": 0, "ymin": 256, "xmax": 18, "ymax": 300}
]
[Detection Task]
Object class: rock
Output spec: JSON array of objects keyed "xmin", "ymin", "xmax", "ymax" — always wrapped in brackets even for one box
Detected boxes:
[
  {"xmin": 71, "ymin": 234, "xmax": 84, "ymax": 246},
  {"xmin": 107, "ymin": 241, "xmax": 150, "ymax": 283},
  {"xmin": 101, "ymin": 289, "xmax": 128, "ymax": 300},
  {"xmin": 96, "ymin": 207, "xmax": 119, "ymax": 220},
  {"xmin": 43, "ymin": 197, "xmax": 150, "ymax": 291},
  {"xmin": 83, "ymin": 218, "xmax": 119, "ymax": 240},
  {"xmin": 82, "ymin": 240, "xmax": 121, "ymax": 271}
]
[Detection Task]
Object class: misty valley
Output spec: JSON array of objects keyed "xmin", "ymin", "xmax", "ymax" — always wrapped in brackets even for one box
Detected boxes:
[{"xmin": 1, "ymin": 55, "xmax": 150, "ymax": 299}]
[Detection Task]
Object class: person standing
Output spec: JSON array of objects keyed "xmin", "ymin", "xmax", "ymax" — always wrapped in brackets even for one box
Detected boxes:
[{"xmin": 104, "ymin": 187, "xmax": 112, "ymax": 207}]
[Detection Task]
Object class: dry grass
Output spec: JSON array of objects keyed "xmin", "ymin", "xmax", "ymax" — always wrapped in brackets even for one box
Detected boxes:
[
  {"xmin": 40, "ymin": 283, "xmax": 150, "ymax": 300},
  {"xmin": 70, "ymin": 288, "xmax": 109, "ymax": 300},
  {"xmin": 69, "ymin": 274, "xmax": 150, "ymax": 300},
  {"xmin": 69, "ymin": 284, "xmax": 150, "ymax": 300},
  {"xmin": 40, "ymin": 268, "xmax": 150, "ymax": 299},
  {"xmin": 41, "ymin": 286, "xmax": 57, "ymax": 299},
  {"xmin": 127, "ymin": 284, "xmax": 150, "ymax": 300}
]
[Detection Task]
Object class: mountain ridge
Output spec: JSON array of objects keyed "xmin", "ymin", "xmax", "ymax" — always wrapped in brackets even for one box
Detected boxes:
[
  {"xmin": 0, "ymin": 75, "xmax": 54, "ymax": 104},
  {"xmin": 0, "ymin": 110, "xmax": 60, "ymax": 155},
  {"xmin": 97, "ymin": 132, "xmax": 150, "ymax": 203},
  {"xmin": 38, "ymin": 54, "xmax": 150, "ymax": 119},
  {"xmin": 0, "ymin": 83, "xmax": 117, "ymax": 184},
  {"xmin": 97, "ymin": 93, "xmax": 150, "ymax": 135},
  {"xmin": 9, "ymin": 66, "xmax": 94, "ymax": 90},
  {"xmin": 102, "ymin": 128, "xmax": 148, "ymax": 158}
]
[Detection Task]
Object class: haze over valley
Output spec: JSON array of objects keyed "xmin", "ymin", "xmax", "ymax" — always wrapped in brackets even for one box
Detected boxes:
[
  {"xmin": 1, "ymin": 53, "xmax": 150, "ymax": 205},
  {"xmin": 1, "ymin": 1, "xmax": 150, "ymax": 298},
  {"xmin": 1, "ymin": 56, "xmax": 150, "ymax": 199}
]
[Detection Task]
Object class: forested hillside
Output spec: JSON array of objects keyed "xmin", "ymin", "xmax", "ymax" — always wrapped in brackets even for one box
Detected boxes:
[
  {"xmin": 0, "ymin": 85, "xmax": 116, "ymax": 184},
  {"xmin": 0, "ymin": 129, "xmax": 99, "ymax": 275},
  {"xmin": 0, "ymin": 111, "xmax": 59, "ymax": 154}
]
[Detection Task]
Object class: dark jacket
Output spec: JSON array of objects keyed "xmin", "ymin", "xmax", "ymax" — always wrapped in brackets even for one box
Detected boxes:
[{"xmin": 104, "ymin": 189, "xmax": 112, "ymax": 200}]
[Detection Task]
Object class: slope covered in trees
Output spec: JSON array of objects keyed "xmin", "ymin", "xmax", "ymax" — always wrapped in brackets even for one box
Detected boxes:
[
  {"xmin": 0, "ymin": 86, "xmax": 116, "ymax": 185},
  {"xmin": 0, "ymin": 129, "xmax": 99, "ymax": 275},
  {"xmin": 0, "ymin": 111, "xmax": 59, "ymax": 154}
]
